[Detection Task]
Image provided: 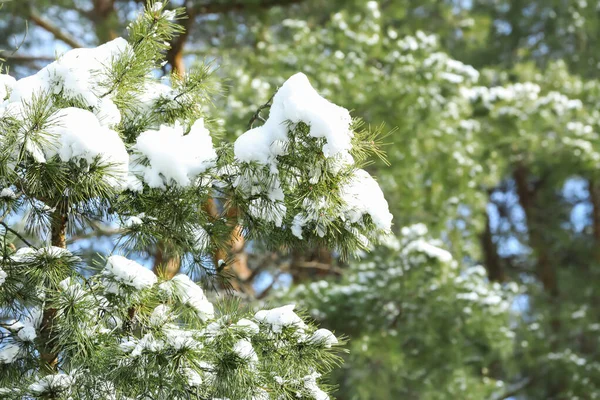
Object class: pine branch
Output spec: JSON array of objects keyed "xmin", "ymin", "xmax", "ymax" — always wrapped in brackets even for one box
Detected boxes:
[
  {"xmin": 39, "ymin": 207, "xmax": 68, "ymax": 372},
  {"xmin": 27, "ymin": 6, "xmax": 84, "ymax": 49},
  {"xmin": 0, "ymin": 220, "xmax": 36, "ymax": 248},
  {"xmin": 193, "ymin": 0, "xmax": 305, "ymax": 15},
  {"xmin": 3, "ymin": 54, "xmax": 55, "ymax": 63},
  {"xmin": 248, "ymin": 91, "xmax": 276, "ymax": 130},
  {"xmin": 166, "ymin": 1, "xmax": 195, "ymax": 75},
  {"xmin": 66, "ymin": 221, "xmax": 123, "ymax": 244},
  {"xmin": 133, "ymin": 0, "xmax": 305, "ymax": 15}
]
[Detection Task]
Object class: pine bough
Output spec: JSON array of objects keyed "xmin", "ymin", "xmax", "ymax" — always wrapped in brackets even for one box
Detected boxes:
[{"xmin": 0, "ymin": 2, "xmax": 392, "ymax": 399}]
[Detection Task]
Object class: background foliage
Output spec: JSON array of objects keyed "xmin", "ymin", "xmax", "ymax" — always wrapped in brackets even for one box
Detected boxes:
[{"xmin": 2, "ymin": 0, "xmax": 600, "ymax": 399}]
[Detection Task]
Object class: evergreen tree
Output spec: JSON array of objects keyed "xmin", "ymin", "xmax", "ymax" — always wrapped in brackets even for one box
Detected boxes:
[
  {"xmin": 0, "ymin": 2, "xmax": 392, "ymax": 398},
  {"xmin": 277, "ymin": 224, "xmax": 516, "ymax": 399}
]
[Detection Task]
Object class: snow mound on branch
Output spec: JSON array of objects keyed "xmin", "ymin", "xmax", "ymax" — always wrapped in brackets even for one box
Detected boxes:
[
  {"xmin": 254, "ymin": 304, "xmax": 306, "ymax": 333},
  {"xmin": 28, "ymin": 373, "xmax": 73, "ymax": 395},
  {"xmin": 234, "ymin": 72, "xmax": 353, "ymax": 165},
  {"xmin": 339, "ymin": 169, "xmax": 393, "ymax": 232},
  {"xmin": 9, "ymin": 247, "xmax": 78, "ymax": 263},
  {"xmin": 9, "ymin": 38, "xmax": 129, "ymax": 107},
  {"xmin": 235, "ymin": 318, "xmax": 260, "ymax": 335},
  {"xmin": 303, "ymin": 371, "xmax": 330, "ymax": 400},
  {"xmin": 308, "ymin": 329, "xmax": 338, "ymax": 348},
  {"xmin": 233, "ymin": 339, "xmax": 258, "ymax": 363},
  {"xmin": 134, "ymin": 80, "xmax": 173, "ymax": 114},
  {"xmin": 0, "ymin": 343, "xmax": 21, "ymax": 364},
  {"xmin": 403, "ymin": 238, "xmax": 453, "ymax": 263},
  {"xmin": 159, "ymin": 274, "xmax": 214, "ymax": 321},
  {"xmin": 102, "ymin": 255, "xmax": 157, "ymax": 294},
  {"xmin": 0, "ymin": 267, "xmax": 6, "ymax": 286},
  {"xmin": 129, "ymin": 119, "xmax": 216, "ymax": 189},
  {"xmin": 0, "ymin": 187, "xmax": 16, "ymax": 199},
  {"xmin": 44, "ymin": 107, "xmax": 129, "ymax": 188}
]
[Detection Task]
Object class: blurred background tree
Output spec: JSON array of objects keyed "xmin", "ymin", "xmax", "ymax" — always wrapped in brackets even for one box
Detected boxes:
[{"xmin": 2, "ymin": 0, "xmax": 600, "ymax": 398}]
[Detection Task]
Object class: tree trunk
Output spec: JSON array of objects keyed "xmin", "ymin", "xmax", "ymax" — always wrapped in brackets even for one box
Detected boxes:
[
  {"xmin": 513, "ymin": 163, "xmax": 563, "ymax": 396},
  {"xmin": 40, "ymin": 207, "xmax": 67, "ymax": 372},
  {"xmin": 204, "ymin": 198, "xmax": 251, "ymax": 292},
  {"xmin": 92, "ymin": 0, "xmax": 119, "ymax": 43},
  {"xmin": 513, "ymin": 163, "xmax": 558, "ymax": 296},
  {"xmin": 166, "ymin": 3, "xmax": 195, "ymax": 76},
  {"xmin": 152, "ymin": 243, "xmax": 181, "ymax": 279},
  {"xmin": 589, "ymin": 179, "xmax": 600, "ymax": 262},
  {"xmin": 291, "ymin": 247, "xmax": 334, "ymax": 284},
  {"xmin": 481, "ymin": 211, "xmax": 505, "ymax": 282}
]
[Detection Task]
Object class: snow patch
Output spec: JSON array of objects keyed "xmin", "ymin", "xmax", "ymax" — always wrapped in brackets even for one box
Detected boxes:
[{"xmin": 130, "ymin": 119, "xmax": 216, "ymax": 189}]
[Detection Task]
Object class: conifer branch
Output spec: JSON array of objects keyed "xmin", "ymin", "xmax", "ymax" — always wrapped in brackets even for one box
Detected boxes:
[
  {"xmin": 27, "ymin": 6, "xmax": 84, "ymax": 49},
  {"xmin": 0, "ymin": 221, "xmax": 36, "ymax": 248},
  {"xmin": 248, "ymin": 91, "xmax": 276, "ymax": 129},
  {"xmin": 193, "ymin": 0, "xmax": 305, "ymax": 15}
]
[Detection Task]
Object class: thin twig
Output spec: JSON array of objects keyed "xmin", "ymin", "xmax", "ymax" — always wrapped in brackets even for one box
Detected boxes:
[
  {"xmin": 28, "ymin": 6, "xmax": 84, "ymax": 49},
  {"xmin": 247, "ymin": 91, "xmax": 277, "ymax": 130},
  {"xmin": 0, "ymin": 221, "xmax": 36, "ymax": 248}
]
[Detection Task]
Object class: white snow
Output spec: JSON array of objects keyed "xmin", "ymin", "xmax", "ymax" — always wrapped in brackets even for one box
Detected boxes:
[
  {"xmin": 403, "ymin": 239, "xmax": 453, "ymax": 263},
  {"xmin": 10, "ymin": 246, "xmax": 76, "ymax": 263},
  {"xmin": 124, "ymin": 215, "xmax": 143, "ymax": 228},
  {"xmin": 4, "ymin": 308, "xmax": 42, "ymax": 345},
  {"xmin": 184, "ymin": 368, "xmax": 203, "ymax": 387},
  {"xmin": 150, "ymin": 304, "xmax": 171, "ymax": 326},
  {"xmin": 0, "ymin": 343, "xmax": 21, "ymax": 364},
  {"xmin": 233, "ymin": 339, "xmax": 258, "ymax": 363},
  {"xmin": 37, "ymin": 246, "xmax": 74, "ymax": 259},
  {"xmin": 235, "ymin": 318, "xmax": 260, "ymax": 335},
  {"xmin": 302, "ymin": 371, "xmax": 329, "ymax": 400},
  {"xmin": 234, "ymin": 72, "xmax": 353, "ymax": 165},
  {"xmin": 17, "ymin": 325, "xmax": 37, "ymax": 342},
  {"xmin": 102, "ymin": 255, "xmax": 157, "ymax": 293},
  {"xmin": 308, "ymin": 329, "xmax": 338, "ymax": 348},
  {"xmin": 291, "ymin": 213, "xmax": 307, "ymax": 239},
  {"xmin": 93, "ymin": 97, "xmax": 121, "ymax": 127},
  {"xmin": 1, "ymin": 39, "xmax": 132, "ymax": 190},
  {"xmin": 254, "ymin": 304, "xmax": 306, "ymax": 333},
  {"xmin": 130, "ymin": 119, "xmax": 216, "ymax": 189},
  {"xmin": 159, "ymin": 274, "xmax": 214, "ymax": 321},
  {"xmin": 339, "ymin": 169, "xmax": 393, "ymax": 231},
  {"xmin": 136, "ymin": 80, "xmax": 173, "ymax": 114},
  {"xmin": 0, "ymin": 188, "xmax": 16, "ymax": 199},
  {"xmin": 44, "ymin": 107, "xmax": 129, "ymax": 189},
  {"xmin": 163, "ymin": 327, "xmax": 199, "ymax": 350},
  {"xmin": 193, "ymin": 226, "xmax": 210, "ymax": 251},
  {"xmin": 9, "ymin": 38, "xmax": 130, "ymax": 106},
  {"xmin": 7, "ymin": 74, "xmax": 49, "ymax": 104},
  {"xmin": 128, "ymin": 333, "xmax": 165, "ymax": 357},
  {"xmin": 29, "ymin": 374, "xmax": 74, "ymax": 395},
  {"xmin": 0, "ymin": 267, "xmax": 6, "ymax": 286},
  {"xmin": 248, "ymin": 198, "xmax": 287, "ymax": 227}
]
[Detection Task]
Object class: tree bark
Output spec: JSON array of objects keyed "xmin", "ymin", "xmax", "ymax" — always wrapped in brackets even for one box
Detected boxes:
[
  {"xmin": 28, "ymin": 8, "xmax": 84, "ymax": 48},
  {"xmin": 39, "ymin": 207, "xmax": 67, "ymax": 372},
  {"xmin": 204, "ymin": 198, "xmax": 251, "ymax": 291},
  {"xmin": 589, "ymin": 179, "xmax": 600, "ymax": 262},
  {"xmin": 166, "ymin": 4, "xmax": 195, "ymax": 77},
  {"xmin": 513, "ymin": 163, "xmax": 563, "ymax": 396},
  {"xmin": 481, "ymin": 211, "xmax": 505, "ymax": 282},
  {"xmin": 513, "ymin": 163, "xmax": 558, "ymax": 296},
  {"xmin": 152, "ymin": 243, "xmax": 181, "ymax": 279},
  {"xmin": 91, "ymin": 0, "xmax": 119, "ymax": 43}
]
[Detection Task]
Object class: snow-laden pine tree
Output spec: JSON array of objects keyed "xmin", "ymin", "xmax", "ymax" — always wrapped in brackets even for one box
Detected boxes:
[{"xmin": 0, "ymin": 2, "xmax": 392, "ymax": 399}]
